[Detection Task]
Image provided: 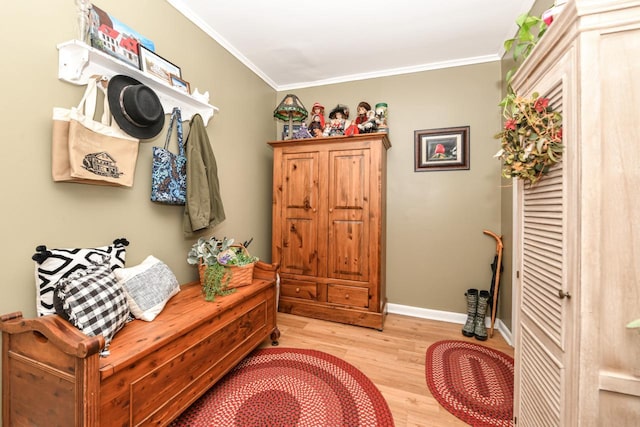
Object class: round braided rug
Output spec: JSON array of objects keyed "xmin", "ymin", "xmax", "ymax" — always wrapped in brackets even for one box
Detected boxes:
[
  {"xmin": 425, "ymin": 340, "xmax": 514, "ymax": 427},
  {"xmin": 171, "ymin": 348, "xmax": 394, "ymax": 427}
]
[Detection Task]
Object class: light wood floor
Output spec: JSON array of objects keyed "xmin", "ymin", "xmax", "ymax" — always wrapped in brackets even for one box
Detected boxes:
[{"xmin": 261, "ymin": 312, "xmax": 514, "ymax": 427}]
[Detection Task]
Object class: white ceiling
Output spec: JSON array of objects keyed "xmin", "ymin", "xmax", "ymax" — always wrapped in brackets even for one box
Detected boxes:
[{"xmin": 166, "ymin": 0, "xmax": 535, "ymax": 91}]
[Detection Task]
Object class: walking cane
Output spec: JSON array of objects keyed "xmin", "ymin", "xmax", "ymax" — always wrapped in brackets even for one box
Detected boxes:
[{"xmin": 483, "ymin": 230, "xmax": 503, "ymax": 338}]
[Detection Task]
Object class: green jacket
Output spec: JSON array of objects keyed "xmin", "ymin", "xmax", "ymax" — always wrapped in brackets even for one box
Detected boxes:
[{"xmin": 183, "ymin": 114, "xmax": 225, "ymax": 236}]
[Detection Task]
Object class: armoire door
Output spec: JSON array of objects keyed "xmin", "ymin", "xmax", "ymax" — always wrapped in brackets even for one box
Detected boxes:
[
  {"xmin": 513, "ymin": 46, "xmax": 577, "ymax": 426},
  {"xmin": 327, "ymin": 148, "xmax": 370, "ymax": 282},
  {"xmin": 279, "ymin": 151, "xmax": 320, "ymax": 277}
]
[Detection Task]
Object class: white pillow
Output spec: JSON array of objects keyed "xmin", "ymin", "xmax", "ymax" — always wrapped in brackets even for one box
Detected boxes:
[{"xmin": 114, "ymin": 256, "xmax": 180, "ymax": 321}]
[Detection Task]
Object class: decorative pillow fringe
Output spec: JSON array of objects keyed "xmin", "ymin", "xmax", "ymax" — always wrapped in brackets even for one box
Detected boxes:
[{"xmin": 33, "ymin": 238, "xmax": 128, "ymax": 264}]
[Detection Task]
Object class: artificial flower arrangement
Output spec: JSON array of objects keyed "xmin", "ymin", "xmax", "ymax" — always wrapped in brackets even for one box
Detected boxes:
[
  {"xmin": 187, "ymin": 236, "xmax": 258, "ymax": 301},
  {"xmin": 494, "ymin": 10, "xmax": 564, "ymax": 185},
  {"xmin": 494, "ymin": 92, "xmax": 563, "ymax": 184}
]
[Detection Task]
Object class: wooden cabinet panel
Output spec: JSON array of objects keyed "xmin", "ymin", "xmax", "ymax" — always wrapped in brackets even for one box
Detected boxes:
[
  {"xmin": 280, "ymin": 152, "xmax": 319, "ymax": 276},
  {"xmin": 270, "ymin": 134, "xmax": 390, "ymax": 329},
  {"xmin": 7, "ymin": 356, "xmax": 76, "ymax": 426},
  {"xmin": 328, "ymin": 220, "xmax": 367, "ymax": 280},
  {"xmin": 328, "ymin": 149, "xmax": 369, "ymax": 282},
  {"xmin": 280, "ymin": 279, "xmax": 317, "ymax": 300},
  {"xmin": 327, "ymin": 284, "xmax": 369, "ymax": 308}
]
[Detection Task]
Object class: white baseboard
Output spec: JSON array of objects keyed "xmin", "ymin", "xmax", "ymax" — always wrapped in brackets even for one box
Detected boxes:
[{"xmin": 386, "ymin": 303, "xmax": 513, "ymax": 347}]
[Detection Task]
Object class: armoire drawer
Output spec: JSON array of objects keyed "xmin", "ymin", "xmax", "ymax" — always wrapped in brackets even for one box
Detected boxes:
[
  {"xmin": 280, "ymin": 279, "xmax": 317, "ymax": 300},
  {"xmin": 327, "ymin": 284, "xmax": 369, "ymax": 308}
]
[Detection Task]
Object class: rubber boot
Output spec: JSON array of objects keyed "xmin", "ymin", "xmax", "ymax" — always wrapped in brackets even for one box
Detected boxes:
[
  {"xmin": 474, "ymin": 290, "xmax": 490, "ymax": 341},
  {"xmin": 462, "ymin": 289, "xmax": 478, "ymax": 337}
]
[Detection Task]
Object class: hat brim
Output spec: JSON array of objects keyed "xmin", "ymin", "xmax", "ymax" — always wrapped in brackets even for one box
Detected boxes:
[
  {"xmin": 329, "ymin": 109, "xmax": 347, "ymax": 119},
  {"xmin": 107, "ymin": 75, "xmax": 165, "ymax": 139}
]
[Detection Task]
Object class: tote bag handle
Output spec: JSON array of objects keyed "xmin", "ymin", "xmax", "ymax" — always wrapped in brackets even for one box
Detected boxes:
[{"xmin": 164, "ymin": 107, "xmax": 184, "ymax": 155}]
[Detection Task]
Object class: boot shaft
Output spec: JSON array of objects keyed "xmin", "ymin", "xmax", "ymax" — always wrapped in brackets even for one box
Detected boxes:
[
  {"xmin": 465, "ymin": 288, "xmax": 479, "ymax": 312},
  {"xmin": 476, "ymin": 290, "xmax": 490, "ymax": 315},
  {"xmin": 474, "ymin": 290, "xmax": 491, "ymax": 340},
  {"xmin": 462, "ymin": 288, "xmax": 479, "ymax": 337}
]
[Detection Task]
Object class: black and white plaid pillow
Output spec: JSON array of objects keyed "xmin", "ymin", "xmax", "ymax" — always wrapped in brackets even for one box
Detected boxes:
[
  {"xmin": 33, "ymin": 238, "xmax": 128, "ymax": 316},
  {"xmin": 54, "ymin": 257, "xmax": 130, "ymax": 347}
]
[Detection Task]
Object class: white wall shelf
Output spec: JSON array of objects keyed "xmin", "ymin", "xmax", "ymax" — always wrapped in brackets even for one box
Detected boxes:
[{"xmin": 57, "ymin": 40, "xmax": 218, "ymax": 125}]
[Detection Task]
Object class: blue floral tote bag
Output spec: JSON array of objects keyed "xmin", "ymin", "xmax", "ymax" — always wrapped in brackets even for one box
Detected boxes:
[{"xmin": 151, "ymin": 107, "xmax": 186, "ymax": 205}]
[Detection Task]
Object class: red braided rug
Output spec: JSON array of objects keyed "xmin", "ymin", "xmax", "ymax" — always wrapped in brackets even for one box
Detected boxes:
[
  {"xmin": 171, "ymin": 347, "xmax": 394, "ymax": 426},
  {"xmin": 425, "ymin": 340, "xmax": 514, "ymax": 427}
]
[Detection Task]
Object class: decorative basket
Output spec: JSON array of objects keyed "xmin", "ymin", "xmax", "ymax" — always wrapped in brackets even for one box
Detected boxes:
[{"xmin": 198, "ymin": 245, "xmax": 255, "ymax": 289}]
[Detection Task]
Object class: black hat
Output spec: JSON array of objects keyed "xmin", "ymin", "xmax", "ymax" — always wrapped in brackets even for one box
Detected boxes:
[
  {"xmin": 107, "ymin": 75, "xmax": 165, "ymax": 139},
  {"xmin": 329, "ymin": 104, "xmax": 349, "ymax": 119}
]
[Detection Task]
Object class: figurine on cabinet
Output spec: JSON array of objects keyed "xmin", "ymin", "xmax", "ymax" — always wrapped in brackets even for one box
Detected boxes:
[
  {"xmin": 293, "ymin": 122, "xmax": 313, "ymax": 139},
  {"xmin": 355, "ymin": 101, "xmax": 378, "ymax": 134},
  {"xmin": 310, "ymin": 102, "xmax": 326, "ymax": 130},
  {"xmin": 324, "ymin": 104, "xmax": 351, "ymax": 137},
  {"xmin": 375, "ymin": 102, "xmax": 388, "ymax": 133},
  {"xmin": 308, "ymin": 115, "xmax": 325, "ymax": 137},
  {"xmin": 344, "ymin": 121, "xmax": 359, "ymax": 136}
]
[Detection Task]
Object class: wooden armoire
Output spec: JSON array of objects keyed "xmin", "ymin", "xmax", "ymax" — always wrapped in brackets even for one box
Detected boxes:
[
  {"xmin": 511, "ymin": 1, "xmax": 640, "ymax": 425},
  {"xmin": 268, "ymin": 133, "xmax": 390, "ymax": 330}
]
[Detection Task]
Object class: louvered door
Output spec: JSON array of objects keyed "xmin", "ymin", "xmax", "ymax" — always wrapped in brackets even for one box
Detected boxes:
[
  {"xmin": 513, "ymin": 51, "xmax": 576, "ymax": 426},
  {"xmin": 516, "ymin": 166, "xmax": 570, "ymax": 427}
]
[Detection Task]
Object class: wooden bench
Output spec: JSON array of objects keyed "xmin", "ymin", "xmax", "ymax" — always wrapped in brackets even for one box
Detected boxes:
[{"xmin": 1, "ymin": 261, "xmax": 280, "ymax": 426}]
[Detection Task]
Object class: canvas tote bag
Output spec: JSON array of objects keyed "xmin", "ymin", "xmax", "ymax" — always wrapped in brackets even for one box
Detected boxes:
[
  {"xmin": 52, "ymin": 76, "xmax": 109, "ymax": 185},
  {"xmin": 52, "ymin": 76, "xmax": 140, "ymax": 187}
]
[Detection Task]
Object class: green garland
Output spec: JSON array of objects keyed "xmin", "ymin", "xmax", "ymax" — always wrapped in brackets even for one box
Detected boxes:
[
  {"xmin": 202, "ymin": 263, "xmax": 236, "ymax": 302},
  {"xmin": 494, "ymin": 92, "xmax": 563, "ymax": 184}
]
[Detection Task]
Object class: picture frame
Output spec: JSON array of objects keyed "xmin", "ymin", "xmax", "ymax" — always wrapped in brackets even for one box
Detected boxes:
[
  {"xmin": 414, "ymin": 126, "xmax": 470, "ymax": 171},
  {"xmin": 282, "ymin": 124, "xmax": 302, "ymax": 140},
  {"xmin": 88, "ymin": 4, "xmax": 155, "ymax": 69},
  {"xmin": 139, "ymin": 45, "xmax": 181, "ymax": 83},
  {"xmin": 169, "ymin": 74, "xmax": 190, "ymax": 94}
]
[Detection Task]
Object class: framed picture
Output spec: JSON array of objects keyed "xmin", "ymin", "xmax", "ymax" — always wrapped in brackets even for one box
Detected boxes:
[
  {"xmin": 282, "ymin": 124, "xmax": 302, "ymax": 140},
  {"xmin": 414, "ymin": 126, "xmax": 470, "ymax": 171},
  {"xmin": 139, "ymin": 45, "xmax": 181, "ymax": 83},
  {"xmin": 170, "ymin": 74, "xmax": 190, "ymax": 94},
  {"xmin": 88, "ymin": 4, "xmax": 155, "ymax": 68}
]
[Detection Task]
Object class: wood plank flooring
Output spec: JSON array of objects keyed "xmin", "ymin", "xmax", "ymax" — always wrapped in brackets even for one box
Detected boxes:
[{"xmin": 261, "ymin": 312, "xmax": 514, "ymax": 426}]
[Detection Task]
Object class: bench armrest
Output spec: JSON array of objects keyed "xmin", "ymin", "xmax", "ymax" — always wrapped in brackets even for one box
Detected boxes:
[
  {"xmin": 0, "ymin": 311, "xmax": 104, "ymax": 358},
  {"xmin": 253, "ymin": 260, "xmax": 279, "ymax": 282}
]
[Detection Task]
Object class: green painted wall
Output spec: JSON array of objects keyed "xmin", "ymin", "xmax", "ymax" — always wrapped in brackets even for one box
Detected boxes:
[{"xmin": 281, "ymin": 63, "xmax": 504, "ymax": 314}]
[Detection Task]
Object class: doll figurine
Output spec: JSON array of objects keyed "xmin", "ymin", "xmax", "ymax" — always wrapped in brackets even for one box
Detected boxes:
[
  {"xmin": 375, "ymin": 102, "xmax": 389, "ymax": 133},
  {"xmin": 310, "ymin": 102, "xmax": 326, "ymax": 130},
  {"xmin": 324, "ymin": 104, "xmax": 350, "ymax": 137},
  {"xmin": 355, "ymin": 101, "xmax": 377, "ymax": 134},
  {"xmin": 308, "ymin": 115, "xmax": 325, "ymax": 137}
]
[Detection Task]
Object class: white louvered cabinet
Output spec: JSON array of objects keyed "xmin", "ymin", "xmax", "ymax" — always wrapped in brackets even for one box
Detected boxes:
[{"xmin": 511, "ymin": 1, "xmax": 640, "ymax": 426}]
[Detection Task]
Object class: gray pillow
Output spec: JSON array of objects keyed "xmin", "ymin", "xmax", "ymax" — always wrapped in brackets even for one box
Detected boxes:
[{"xmin": 114, "ymin": 255, "xmax": 180, "ymax": 321}]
